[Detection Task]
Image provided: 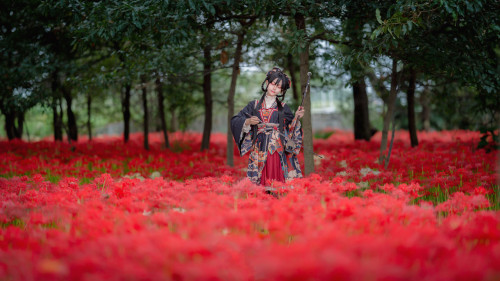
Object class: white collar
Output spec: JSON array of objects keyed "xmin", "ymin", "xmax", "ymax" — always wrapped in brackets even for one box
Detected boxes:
[{"xmin": 264, "ymin": 95, "xmax": 276, "ymax": 109}]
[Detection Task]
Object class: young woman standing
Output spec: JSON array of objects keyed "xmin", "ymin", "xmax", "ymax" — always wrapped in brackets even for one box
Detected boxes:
[{"xmin": 231, "ymin": 67, "xmax": 305, "ymax": 186}]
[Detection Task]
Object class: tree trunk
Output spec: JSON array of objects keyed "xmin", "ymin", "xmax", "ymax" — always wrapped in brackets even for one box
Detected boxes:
[
  {"xmin": 420, "ymin": 85, "xmax": 430, "ymax": 131},
  {"xmin": 141, "ymin": 75, "xmax": 149, "ymax": 150},
  {"xmin": 201, "ymin": 43, "xmax": 213, "ymax": 151},
  {"xmin": 497, "ymin": 117, "xmax": 500, "ymax": 206},
  {"xmin": 4, "ymin": 112, "xmax": 22, "ymax": 140},
  {"xmin": 53, "ymin": 98, "xmax": 63, "ymax": 142},
  {"xmin": 156, "ymin": 77, "xmax": 170, "ymax": 148},
  {"xmin": 167, "ymin": 108, "xmax": 175, "ymax": 132},
  {"xmin": 122, "ymin": 83, "xmax": 131, "ymax": 143},
  {"xmin": 4, "ymin": 111, "xmax": 15, "ymax": 140},
  {"xmin": 379, "ymin": 59, "xmax": 399, "ymax": 165},
  {"xmin": 1, "ymin": 99, "xmax": 23, "ymax": 140},
  {"xmin": 87, "ymin": 93, "xmax": 92, "ymax": 141},
  {"xmin": 51, "ymin": 72, "xmax": 63, "ymax": 141},
  {"xmin": 14, "ymin": 112, "xmax": 24, "ymax": 139},
  {"xmin": 352, "ymin": 78, "xmax": 371, "ymax": 141},
  {"xmin": 59, "ymin": 98, "xmax": 69, "ymax": 144},
  {"xmin": 116, "ymin": 46, "xmax": 131, "ymax": 143},
  {"xmin": 227, "ymin": 32, "xmax": 245, "ymax": 166},
  {"xmin": 295, "ymin": 14, "xmax": 314, "ymax": 175},
  {"xmin": 287, "ymin": 53, "xmax": 299, "ymax": 102},
  {"xmin": 407, "ymin": 68, "xmax": 418, "ymax": 147},
  {"xmin": 62, "ymin": 86, "xmax": 78, "ymax": 141},
  {"xmin": 22, "ymin": 111, "xmax": 30, "ymax": 142}
]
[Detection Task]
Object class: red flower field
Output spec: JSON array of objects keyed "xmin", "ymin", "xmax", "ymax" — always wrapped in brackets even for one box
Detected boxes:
[{"xmin": 0, "ymin": 130, "xmax": 499, "ymax": 280}]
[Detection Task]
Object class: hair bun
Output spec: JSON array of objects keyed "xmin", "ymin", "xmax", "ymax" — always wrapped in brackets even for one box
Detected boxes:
[
  {"xmin": 267, "ymin": 67, "xmax": 282, "ymax": 77},
  {"xmin": 261, "ymin": 67, "xmax": 290, "ymax": 100}
]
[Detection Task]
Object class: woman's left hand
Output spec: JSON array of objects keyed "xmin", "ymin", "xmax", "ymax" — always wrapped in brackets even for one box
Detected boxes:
[{"xmin": 295, "ymin": 106, "xmax": 305, "ymax": 119}]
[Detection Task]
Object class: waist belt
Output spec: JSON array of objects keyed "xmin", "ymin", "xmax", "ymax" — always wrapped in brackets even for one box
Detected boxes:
[{"xmin": 257, "ymin": 123, "xmax": 279, "ymax": 134}]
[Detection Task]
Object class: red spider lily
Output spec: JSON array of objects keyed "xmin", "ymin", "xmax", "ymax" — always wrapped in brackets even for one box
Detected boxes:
[
  {"xmin": 0, "ymin": 130, "xmax": 499, "ymax": 280},
  {"xmin": 436, "ymin": 192, "xmax": 491, "ymax": 214}
]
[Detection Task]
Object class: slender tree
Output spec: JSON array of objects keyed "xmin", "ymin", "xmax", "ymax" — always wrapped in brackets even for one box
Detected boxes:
[
  {"xmin": 352, "ymin": 80, "xmax": 371, "ymax": 141},
  {"xmin": 420, "ymin": 85, "xmax": 431, "ymax": 131},
  {"xmin": 201, "ymin": 41, "xmax": 213, "ymax": 151},
  {"xmin": 141, "ymin": 75, "xmax": 149, "ymax": 150},
  {"xmin": 372, "ymin": 0, "xmax": 500, "ymax": 132},
  {"xmin": 227, "ymin": 19, "xmax": 255, "ymax": 166},
  {"xmin": 156, "ymin": 76, "xmax": 170, "ymax": 148},
  {"xmin": 87, "ymin": 92, "xmax": 92, "ymax": 141},
  {"xmin": 406, "ymin": 68, "xmax": 418, "ymax": 147},
  {"xmin": 61, "ymin": 85, "xmax": 78, "ymax": 141},
  {"xmin": 51, "ymin": 73, "xmax": 63, "ymax": 141},
  {"xmin": 294, "ymin": 13, "xmax": 315, "ymax": 175},
  {"xmin": 379, "ymin": 59, "xmax": 400, "ymax": 164},
  {"xmin": 286, "ymin": 53, "xmax": 299, "ymax": 102}
]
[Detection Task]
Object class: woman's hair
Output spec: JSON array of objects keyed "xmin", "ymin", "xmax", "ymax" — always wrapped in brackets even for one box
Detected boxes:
[
  {"xmin": 251, "ymin": 67, "xmax": 291, "ymax": 145},
  {"xmin": 260, "ymin": 67, "xmax": 291, "ymax": 101}
]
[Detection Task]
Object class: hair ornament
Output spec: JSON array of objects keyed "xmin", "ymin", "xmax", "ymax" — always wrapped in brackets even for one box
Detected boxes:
[{"xmin": 261, "ymin": 67, "xmax": 291, "ymax": 101}]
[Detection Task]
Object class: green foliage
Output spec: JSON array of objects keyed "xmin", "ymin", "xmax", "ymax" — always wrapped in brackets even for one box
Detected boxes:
[
  {"xmin": 1, "ymin": 0, "xmax": 499, "ymax": 139},
  {"xmin": 0, "ymin": 0, "xmax": 55, "ymax": 114},
  {"xmin": 1, "ymin": 218, "xmax": 25, "ymax": 228},
  {"xmin": 371, "ymin": 0, "xmax": 500, "ymax": 95},
  {"xmin": 477, "ymin": 130, "xmax": 499, "ymax": 152},
  {"xmin": 314, "ymin": 129, "xmax": 335, "ymax": 139}
]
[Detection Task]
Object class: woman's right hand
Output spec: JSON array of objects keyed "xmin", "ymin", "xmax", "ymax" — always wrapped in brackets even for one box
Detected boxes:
[{"xmin": 245, "ymin": 116, "xmax": 261, "ymax": 126}]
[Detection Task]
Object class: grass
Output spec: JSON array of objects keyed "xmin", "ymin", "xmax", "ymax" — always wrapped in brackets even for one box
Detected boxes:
[
  {"xmin": 1, "ymin": 218, "xmax": 25, "ymax": 228},
  {"xmin": 80, "ymin": 177, "xmax": 92, "ymax": 184},
  {"xmin": 1, "ymin": 218, "xmax": 60, "ymax": 230},
  {"xmin": 41, "ymin": 221, "xmax": 59, "ymax": 229},
  {"xmin": 486, "ymin": 189, "xmax": 500, "ymax": 210},
  {"xmin": 314, "ymin": 130, "xmax": 335, "ymax": 139}
]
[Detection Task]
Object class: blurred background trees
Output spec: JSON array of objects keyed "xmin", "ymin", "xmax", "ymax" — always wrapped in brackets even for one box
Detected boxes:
[{"xmin": 1, "ymin": 0, "xmax": 499, "ymax": 169}]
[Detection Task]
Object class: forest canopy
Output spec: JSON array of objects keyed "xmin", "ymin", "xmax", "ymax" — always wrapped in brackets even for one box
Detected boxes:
[{"xmin": 1, "ymin": 0, "xmax": 499, "ymax": 148}]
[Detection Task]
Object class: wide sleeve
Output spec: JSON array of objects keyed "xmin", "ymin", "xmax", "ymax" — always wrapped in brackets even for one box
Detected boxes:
[
  {"xmin": 231, "ymin": 101, "xmax": 256, "ymax": 156},
  {"xmin": 283, "ymin": 104, "xmax": 295, "ymax": 128},
  {"xmin": 283, "ymin": 104, "xmax": 303, "ymax": 155}
]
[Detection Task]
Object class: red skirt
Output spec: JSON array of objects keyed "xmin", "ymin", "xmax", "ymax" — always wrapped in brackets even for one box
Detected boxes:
[{"xmin": 260, "ymin": 152, "xmax": 285, "ymax": 186}]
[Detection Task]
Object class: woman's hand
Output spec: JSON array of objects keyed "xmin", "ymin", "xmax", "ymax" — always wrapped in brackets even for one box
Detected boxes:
[
  {"xmin": 245, "ymin": 116, "xmax": 261, "ymax": 126},
  {"xmin": 295, "ymin": 106, "xmax": 305, "ymax": 119}
]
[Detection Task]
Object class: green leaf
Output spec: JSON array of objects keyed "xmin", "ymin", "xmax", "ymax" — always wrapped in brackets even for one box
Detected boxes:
[
  {"xmin": 387, "ymin": 28, "xmax": 394, "ymax": 39},
  {"xmin": 394, "ymin": 26, "xmax": 401, "ymax": 38},
  {"xmin": 477, "ymin": 139, "xmax": 488, "ymax": 149},
  {"xmin": 371, "ymin": 28, "xmax": 381, "ymax": 40},
  {"xmin": 188, "ymin": 0, "xmax": 195, "ymax": 10},
  {"xmin": 376, "ymin": 9, "xmax": 383, "ymax": 24}
]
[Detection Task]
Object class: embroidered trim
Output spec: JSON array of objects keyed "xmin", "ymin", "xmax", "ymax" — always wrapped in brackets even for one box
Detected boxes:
[{"xmin": 259, "ymin": 107, "xmax": 278, "ymax": 123}]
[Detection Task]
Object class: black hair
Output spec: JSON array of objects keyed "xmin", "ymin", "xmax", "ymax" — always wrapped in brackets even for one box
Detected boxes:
[
  {"xmin": 251, "ymin": 67, "xmax": 291, "ymax": 146},
  {"xmin": 260, "ymin": 67, "xmax": 291, "ymax": 102}
]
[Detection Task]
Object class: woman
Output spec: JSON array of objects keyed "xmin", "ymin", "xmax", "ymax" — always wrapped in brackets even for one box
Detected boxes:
[{"xmin": 231, "ymin": 67, "xmax": 304, "ymax": 186}]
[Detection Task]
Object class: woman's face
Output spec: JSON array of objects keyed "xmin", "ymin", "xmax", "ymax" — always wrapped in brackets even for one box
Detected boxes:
[{"xmin": 266, "ymin": 79, "xmax": 282, "ymax": 97}]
